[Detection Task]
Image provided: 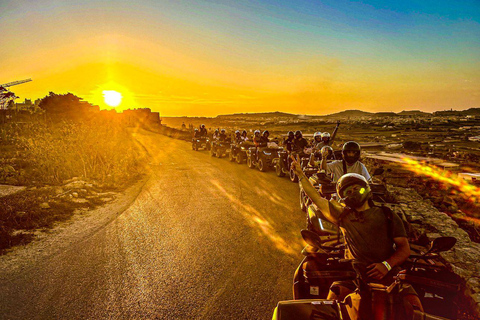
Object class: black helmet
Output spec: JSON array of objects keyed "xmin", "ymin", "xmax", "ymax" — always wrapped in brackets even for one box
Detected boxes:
[
  {"xmin": 342, "ymin": 141, "xmax": 361, "ymax": 164},
  {"xmin": 242, "ymin": 130, "xmax": 247, "ymax": 136},
  {"xmin": 288, "ymin": 131, "xmax": 294, "ymax": 138},
  {"xmin": 336, "ymin": 173, "xmax": 371, "ymax": 208},
  {"xmin": 201, "ymin": 124, "xmax": 205, "ymax": 129},
  {"xmin": 263, "ymin": 130, "xmax": 269, "ymax": 136},
  {"xmin": 321, "ymin": 146, "xmax": 334, "ymax": 160},
  {"xmin": 295, "ymin": 130, "xmax": 302, "ymax": 138}
]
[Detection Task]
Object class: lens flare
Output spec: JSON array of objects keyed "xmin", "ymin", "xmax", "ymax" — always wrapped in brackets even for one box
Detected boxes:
[{"xmin": 401, "ymin": 157, "xmax": 480, "ymax": 218}]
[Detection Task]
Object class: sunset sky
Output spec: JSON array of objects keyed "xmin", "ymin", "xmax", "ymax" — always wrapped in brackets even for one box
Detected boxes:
[{"xmin": 1, "ymin": 0, "xmax": 479, "ymax": 116}]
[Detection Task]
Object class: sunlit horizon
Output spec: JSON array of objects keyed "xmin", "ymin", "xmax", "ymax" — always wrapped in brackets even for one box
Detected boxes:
[{"xmin": 2, "ymin": 0, "xmax": 479, "ymax": 117}]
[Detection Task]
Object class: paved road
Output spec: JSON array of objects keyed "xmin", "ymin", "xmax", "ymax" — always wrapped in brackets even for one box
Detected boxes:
[{"xmin": 0, "ymin": 129, "xmax": 306, "ymax": 319}]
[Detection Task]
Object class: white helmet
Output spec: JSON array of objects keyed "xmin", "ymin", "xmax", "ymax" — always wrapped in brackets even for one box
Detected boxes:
[{"xmin": 314, "ymin": 132, "xmax": 322, "ymax": 142}]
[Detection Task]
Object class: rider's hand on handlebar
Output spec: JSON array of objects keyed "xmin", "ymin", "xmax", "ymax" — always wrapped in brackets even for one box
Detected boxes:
[{"xmin": 366, "ymin": 263, "xmax": 389, "ymax": 280}]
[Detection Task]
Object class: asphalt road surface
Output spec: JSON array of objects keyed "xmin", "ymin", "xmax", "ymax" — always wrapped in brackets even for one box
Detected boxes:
[{"xmin": 0, "ymin": 129, "xmax": 306, "ymax": 320}]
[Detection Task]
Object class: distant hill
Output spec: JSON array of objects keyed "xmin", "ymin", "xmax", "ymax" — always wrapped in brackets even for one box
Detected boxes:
[
  {"xmin": 216, "ymin": 111, "xmax": 297, "ymax": 118},
  {"xmin": 398, "ymin": 110, "xmax": 431, "ymax": 116},
  {"xmin": 374, "ymin": 112, "xmax": 398, "ymax": 117},
  {"xmin": 324, "ymin": 110, "xmax": 373, "ymax": 118}
]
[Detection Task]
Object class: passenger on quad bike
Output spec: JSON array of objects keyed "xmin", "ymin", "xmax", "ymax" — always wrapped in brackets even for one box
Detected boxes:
[
  {"xmin": 292, "ymin": 163, "xmax": 423, "ymax": 312},
  {"xmin": 252, "ymin": 130, "xmax": 262, "ymax": 145},
  {"xmin": 322, "ymin": 141, "xmax": 370, "ymax": 182},
  {"xmin": 234, "ymin": 130, "xmax": 242, "ymax": 143},
  {"xmin": 311, "ymin": 131, "xmax": 323, "ymax": 148},
  {"xmin": 323, "ymin": 121, "xmax": 340, "ymax": 146},
  {"xmin": 193, "ymin": 128, "xmax": 200, "ymax": 138},
  {"xmin": 259, "ymin": 130, "xmax": 270, "ymax": 147},
  {"xmin": 213, "ymin": 129, "xmax": 219, "ymax": 140},
  {"xmin": 241, "ymin": 130, "xmax": 249, "ymax": 141},
  {"xmin": 199, "ymin": 124, "xmax": 208, "ymax": 137}
]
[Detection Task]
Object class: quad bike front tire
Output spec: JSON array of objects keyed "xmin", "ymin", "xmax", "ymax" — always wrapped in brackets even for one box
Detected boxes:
[
  {"xmin": 290, "ymin": 168, "xmax": 299, "ymax": 182},
  {"xmin": 210, "ymin": 147, "xmax": 216, "ymax": 157},
  {"xmin": 236, "ymin": 152, "xmax": 244, "ymax": 164},
  {"xmin": 258, "ymin": 157, "xmax": 267, "ymax": 172},
  {"xmin": 247, "ymin": 157, "xmax": 255, "ymax": 169},
  {"xmin": 229, "ymin": 151, "xmax": 235, "ymax": 162},
  {"xmin": 275, "ymin": 162, "xmax": 285, "ymax": 177}
]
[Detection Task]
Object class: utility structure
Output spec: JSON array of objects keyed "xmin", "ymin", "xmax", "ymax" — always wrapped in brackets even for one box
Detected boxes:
[
  {"xmin": 0, "ymin": 78, "xmax": 32, "ymax": 110},
  {"xmin": 0, "ymin": 78, "xmax": 32, "ymax": 123}
]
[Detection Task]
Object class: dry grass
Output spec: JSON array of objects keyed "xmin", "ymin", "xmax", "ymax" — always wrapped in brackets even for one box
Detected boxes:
[
  {"xmin": 0, "ymin": 120, "xmax": 147, "ymax": 252},
  {"xmin": 16, "ymin": 121, "xmax": 146, "ymax": 187}
]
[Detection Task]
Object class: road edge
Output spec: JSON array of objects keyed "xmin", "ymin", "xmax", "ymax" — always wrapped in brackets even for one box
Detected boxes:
[{"xmin": 0, "ymin": 175, "xmax": 149, "ymax": 277}]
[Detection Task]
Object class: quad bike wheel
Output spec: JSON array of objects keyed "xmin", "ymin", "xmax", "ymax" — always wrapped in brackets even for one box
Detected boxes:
[
  {"xmin": 258, "ymin": 157, "xmax": 267, "ymax": 172},
  {"xmin": 247, "ymin": 156, "xmax": 255, "ymax": 169},
  {"xmin": 236, "ymin": 152, "xmax": 243, "ymax": 164},
  {"xmin": 229, "ymin": 151, "xmax": 235, "ymax": 162},
  {"xmin": 275, "ymin": 162, "xmax": 285, "ymax": 177},
  {"xmin": 206, "ymin": 143, "xmax": 211, "ymax": 151},
  {"xmin": 290, "ymin": 168, "xmax": 299, "ymax": 182},
  {"xmin": 217, "ymin": 149, "xmax": 223, "ymax": 158},
  {"xmin": 210, "ymin": 147, "xmax": 216, "ymax": 157}
]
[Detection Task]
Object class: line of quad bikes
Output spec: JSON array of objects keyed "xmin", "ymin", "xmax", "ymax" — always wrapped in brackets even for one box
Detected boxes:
[{"xmin": 192, "ymin": 134, "xmax": 469, "ymax": 320}]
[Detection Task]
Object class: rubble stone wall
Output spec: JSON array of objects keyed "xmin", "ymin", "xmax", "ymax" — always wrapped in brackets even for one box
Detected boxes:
[{"xmin": 388, "ymin": 185, "xmax": 480, "ymax": 315}]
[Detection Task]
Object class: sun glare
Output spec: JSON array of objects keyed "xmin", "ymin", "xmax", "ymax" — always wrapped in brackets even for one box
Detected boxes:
[{"xmin": 103, "ymin": 90, "xmax": 122, "ymax": 107}]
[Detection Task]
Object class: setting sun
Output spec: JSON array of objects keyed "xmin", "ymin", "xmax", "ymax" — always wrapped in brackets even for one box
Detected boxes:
[{"xmin": 102, "ymin": 90, "xmax": 122, "ymax": 107}]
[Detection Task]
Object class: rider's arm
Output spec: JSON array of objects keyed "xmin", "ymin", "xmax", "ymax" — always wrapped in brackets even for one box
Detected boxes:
[
  {"xmin": 360, "ymin": 163, "xmax": 371, "ymax": 182},
  {"xmin": 387, "ymin": 237, "xmax": 410, "ymax": 268},
  {"xmin": 366, "ymin": 237, "xmax": 410, "ymax": 280},
  {"xmin": 292, "ymin": 158, "xmax": 340, "ymax": 224},
  {"xmin": 309, "ymin": 153, "xmax": 315, "ymax": 167},
  {"xmin": 330, "ymin": 121, "xmax": 340, "ymax": 145}
]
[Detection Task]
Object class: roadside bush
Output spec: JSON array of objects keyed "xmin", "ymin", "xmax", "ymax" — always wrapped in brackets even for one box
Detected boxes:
[{"xmin": 19, "ymin": 121, "xmax": 146, "ymax": 187}]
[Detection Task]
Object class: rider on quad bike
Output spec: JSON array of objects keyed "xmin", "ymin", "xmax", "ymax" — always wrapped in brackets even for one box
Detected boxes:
[
  {"xmin": 321, "ymin": 141, "xmax": 370, "ymax": 182},
  {"xmin": 293, "ymin": 130, "xmax": 309, "ymax": 155},
  {"xmin": 283, "ymin": 131, "xmax": 295, "ymax": 152},
  {"xmin": 218, "ymin": 129, "xmax": 227, "ymax": 141},
  {"xmin": 292, "ymin": 164, "xmax": 423, "ymax": 312}
]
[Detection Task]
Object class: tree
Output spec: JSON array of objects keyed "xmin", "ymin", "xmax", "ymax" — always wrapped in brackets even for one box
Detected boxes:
[{"xmin": 38, "ymin": 92, "xmax": 95, "ymax": 122}]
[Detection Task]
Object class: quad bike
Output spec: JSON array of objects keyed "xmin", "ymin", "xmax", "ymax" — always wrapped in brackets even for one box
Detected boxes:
[
  {"xmin": 210, "ymin": 138, "xmax": 231, "ymax": 158},
  {"xmin": 191, "ymin": 136, "xmax": 210, "ymax": 151},
  {"xmin": 278, "ymin": 233, "xmax": 460, "ymax": 320},
  {"xmin": 229, "ymin": 141, "xmax": 251, "ymax": 164},
  {"xmin": 246, "ymin": 142, "xmax": 282, "ymax": 172}
]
